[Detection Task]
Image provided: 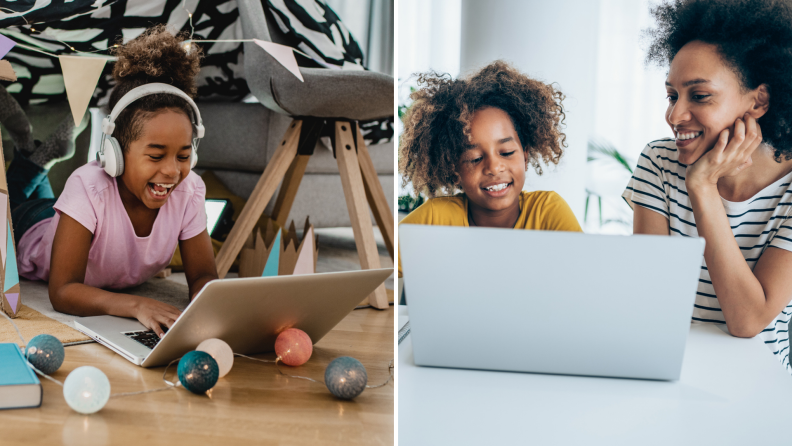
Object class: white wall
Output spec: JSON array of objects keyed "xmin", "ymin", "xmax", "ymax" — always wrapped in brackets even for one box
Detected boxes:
[{"xmin": 458, "ymin": 0, "xmax": 600, "ymax": 221}]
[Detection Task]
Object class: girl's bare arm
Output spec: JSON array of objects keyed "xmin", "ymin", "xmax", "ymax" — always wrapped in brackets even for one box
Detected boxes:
[
  {"xmin": 179, "ymin": 229, "xmax": 218, "ymax": 300},
  {"xmin": 48, "ymin": 213, "xmax": 181, "ymax": 337}
]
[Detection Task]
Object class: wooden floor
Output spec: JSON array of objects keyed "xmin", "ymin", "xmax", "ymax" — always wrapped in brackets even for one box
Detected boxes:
[{"xmin": 0, "ymin": 307, "xmax": 394, "ymax": 446}]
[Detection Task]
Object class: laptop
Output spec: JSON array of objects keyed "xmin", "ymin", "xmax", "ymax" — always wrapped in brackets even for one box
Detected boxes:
[
  {"xmin": 399, "ymin": 225, "xmax": 705, "ymax": 381},
  {"xmin": 74, "ymin": 269, "xmax": 392, "ymax": 367}
]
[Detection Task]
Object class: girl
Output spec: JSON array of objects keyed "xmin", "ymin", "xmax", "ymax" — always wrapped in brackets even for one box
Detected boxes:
[
  {"xmin": 624, "ymin": 0, "xmax": 792, "ymax": 373},
  {"xmin": 4, "ymin": 25, "xmax": 217, "ymax": 337},
  {"xmin": 398, "ymin": 61, "xmax": 582, "ymax": 276}
]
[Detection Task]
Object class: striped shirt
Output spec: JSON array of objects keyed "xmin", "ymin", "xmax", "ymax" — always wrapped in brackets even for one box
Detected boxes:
[{"xmin": 622, "ymin": 138, "xmax": 792, "ymax": 374}]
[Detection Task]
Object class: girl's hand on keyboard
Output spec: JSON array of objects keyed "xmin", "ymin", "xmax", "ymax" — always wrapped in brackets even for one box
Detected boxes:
[{"xmin": 133, "ymin": 297, "xmax": 182, "ymax": 337}]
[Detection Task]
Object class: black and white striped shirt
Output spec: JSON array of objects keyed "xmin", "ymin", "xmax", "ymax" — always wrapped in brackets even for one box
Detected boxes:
[{"xmin": 622, "ymin": 138, "xmax": 792, "ymax": 374}]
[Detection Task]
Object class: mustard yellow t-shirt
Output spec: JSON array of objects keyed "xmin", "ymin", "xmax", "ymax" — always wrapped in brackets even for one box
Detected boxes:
[{"xmin": 397, "ymin": 190, "xmax": 582, "ymax": 277}]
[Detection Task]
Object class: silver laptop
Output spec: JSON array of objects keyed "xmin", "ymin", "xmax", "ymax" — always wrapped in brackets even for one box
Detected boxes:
[
  {"xmin": 399, "ymin": 225, "xmax": 705, "ymax": 380},
  {"xmin": 74, "ymin": 269, "xmax": 392, "ymax": 367}
]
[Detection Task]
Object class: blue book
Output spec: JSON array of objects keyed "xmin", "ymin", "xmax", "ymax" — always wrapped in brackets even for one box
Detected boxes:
[{"xmin": 0, "ymin": 343, "xmax": 42, "ymax": 409}]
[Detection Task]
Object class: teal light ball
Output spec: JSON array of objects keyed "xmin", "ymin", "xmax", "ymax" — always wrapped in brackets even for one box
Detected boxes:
[
  {"xmin": 178, "ymin": 351, "xmax": 219, "ymax": 394},
  {"xmin": 324, "ymin": 356, "xmax": 368, "ymax": 400},
  {"xmin": 26, "ymin": 334, "xmax": 65, "ymax": 375},
  {"xmin": 63, "ymin": 366, "xmax": 111, "ymax": 414}
]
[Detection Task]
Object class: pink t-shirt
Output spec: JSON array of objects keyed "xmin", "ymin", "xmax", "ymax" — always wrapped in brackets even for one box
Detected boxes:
[{"xmin": 17, "ymin": 161, "xmax": 207, "ymax": 289}]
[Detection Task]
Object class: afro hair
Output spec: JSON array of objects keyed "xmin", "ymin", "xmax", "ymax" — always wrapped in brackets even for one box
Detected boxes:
[
  {"xmin": 645, "ymin": 0, "xmax": 792, "ymax": 161},
  {"xmin": 399, "ymin": 60, "xmax": 567, "ymax": 197}
]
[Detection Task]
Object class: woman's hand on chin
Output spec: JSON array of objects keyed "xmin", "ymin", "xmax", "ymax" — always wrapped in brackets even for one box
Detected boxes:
[{"xmin": 686, "ymin": 114, "xmax": 762, "ymax": 191}]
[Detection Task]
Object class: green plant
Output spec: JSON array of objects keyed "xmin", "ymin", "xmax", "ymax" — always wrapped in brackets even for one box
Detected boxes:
[
  {"xmin": 398, "ymin": 193, "xmax": 424, "ymax": 213},
  {"xmin": 398, "ymin": 86, "xmax": 416, "ymax": 120},
  {"xmin": 585, "ymin": 139, "xmax": 634, "ymax": 227}
]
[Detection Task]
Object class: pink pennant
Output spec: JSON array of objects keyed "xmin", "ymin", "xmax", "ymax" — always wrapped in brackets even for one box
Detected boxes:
[
  {"xmin": 253, "ymin": 39, "xmax": 304, "ymax": 82},
  {"xmin": 0, "ymin": 35, "xmax": 15, "ymax": 60},
  {"xmin": 5, "ymin": 293, "xmax": 18, "ymax": 313},
  {"xmin": 292, "ymin": 228, "xmax": 315, "ymax": 275}
]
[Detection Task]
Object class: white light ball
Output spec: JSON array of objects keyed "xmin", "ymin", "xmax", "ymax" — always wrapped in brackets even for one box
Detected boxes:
[
  {"xmin": 63, "ymin": 366, "xmax": 111, "ymax": 414},
  {"xmin": 196, "ymin": 338, "xmax": 234, "ymax": 378}
]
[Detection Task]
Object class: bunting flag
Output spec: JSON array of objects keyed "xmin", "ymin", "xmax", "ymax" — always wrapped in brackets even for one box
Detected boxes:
[
  {"xmin": 0, "ymin": 130, "xmax": 20, "ymax": 318},
  {"xmin": 0, "ymin": 193, "xmax": 7, "ymax": 267},
  {"xmin": 4, "ymin": 221, "xmax": 18, "ymax": 293},
  {"xmin": 292, "ymin": 227, "xmax": 315, "ymax": 276},
  {"xmin": 59, "ymin": 55, "xmax": 107, "ymax": 126},
  {"xmin": 5, "ymin": 293, "xmax": 18, "ymax": 314},
  {"xmin": 0, "ymin": 34, "xmax": 14, "ymax": 60},
  {"xmin": 254, "ymin": 39, "xmax": 304, "ymax": 82},
  {"xmin": 0, "ymin": 60, "xmax": 15, "ymax": 81},
  {"xmin": 261, "ymin": 229, "xmax": 281, "ymax": 277}
]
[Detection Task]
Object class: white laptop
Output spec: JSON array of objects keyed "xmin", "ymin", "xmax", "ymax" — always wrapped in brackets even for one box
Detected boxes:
[
  {"xmin": 74, "ymin": 269, "xmax": 392, "ymax": 367},
  {"xmin": 399, "ymin": 225, "xmax": 705, "ymax": 381}
]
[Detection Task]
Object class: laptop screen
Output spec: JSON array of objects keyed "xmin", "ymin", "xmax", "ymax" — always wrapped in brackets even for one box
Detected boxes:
[{"xmin": 205, "ymin": 199, "xmax": 229, "ymax": 236}]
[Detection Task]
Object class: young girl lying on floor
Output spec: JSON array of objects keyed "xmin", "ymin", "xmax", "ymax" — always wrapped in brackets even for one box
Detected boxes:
[
  {"xmin": 398, "ymin": 61, "xmax": 582, "ymax": 276},
  {"xmin": 1, "ymin": 25, "xmax": 217, "ymax": 337},
  {"xmin": 624, "ymin": 0, "xmax": 792, "ymax": 373}
]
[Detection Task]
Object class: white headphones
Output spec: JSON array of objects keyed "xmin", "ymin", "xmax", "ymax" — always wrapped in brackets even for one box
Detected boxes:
[{"xmin": 98, "ymin": 82, "xmax": 205, "ymax": 177}]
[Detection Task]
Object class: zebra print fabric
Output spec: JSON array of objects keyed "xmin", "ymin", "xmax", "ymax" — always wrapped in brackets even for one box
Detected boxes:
[{"xmin": 0, "ymin": 0, "xmax": 392, "ymax": 144}]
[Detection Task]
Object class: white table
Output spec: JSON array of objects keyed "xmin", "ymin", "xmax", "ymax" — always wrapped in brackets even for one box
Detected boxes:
[{"xmin": 398, "ymin": 306, "xmax": 792, "ymax": 445}]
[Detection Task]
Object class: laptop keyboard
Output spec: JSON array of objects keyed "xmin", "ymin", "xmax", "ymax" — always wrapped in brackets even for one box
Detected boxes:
[{"xmin": 124, "ymin": 330, "xmax": 164, "ymax": 349}]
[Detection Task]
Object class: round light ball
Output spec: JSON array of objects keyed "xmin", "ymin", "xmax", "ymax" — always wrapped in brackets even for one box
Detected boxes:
[
  {"xmin": 63, "ymin": 366, "xmax": 111, "ymax": 414},
  {"xmin": 26, "ymin": 334, "xmax": 65, "ymax": 375},
  {"xmin": 177, "ymin": 351, "xmax": 219, "ymax": 394},
  {"xmin": 325, "ymin": 356, "xmax": 368, "ymax": 400},
  {"xmin": 196, "ymin": 338, "xmax": 234, "ymax": 378},
  {"xmin": 275, "ymin": 328, "xmax": 313, "ymax": 366}
]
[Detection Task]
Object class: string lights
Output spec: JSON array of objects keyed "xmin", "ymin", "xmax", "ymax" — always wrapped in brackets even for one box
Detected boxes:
[{"xmin": 2, "ymin": 310, "xmax": 393, "ymax": 414}]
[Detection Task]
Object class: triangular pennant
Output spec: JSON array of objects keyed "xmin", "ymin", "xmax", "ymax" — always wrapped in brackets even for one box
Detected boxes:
[
  {"xmin": 261, "ymin": 229, "xmax": 281, "ymax": 277},
  {"xmin": 4, "ymin": 221, "xmax": 18, "ymax": 292},
  {"xmin": 58, "ymin": 56, "xmax": 107, "ymax": 126},
  {"xmin": 5, "ymin": 293, "xmax": 18, "ymax": 313},
  {"xmin": 253, "ymin": 39, "xmax": 304, "ymax": 82},
  {"xmin": 0, "ymin": 193, "xmax": 7, "ymax": 267},
  {"xmin": 0, "ymin": 60, "xmax": 16, "ymax": 82},
  {"xmin": 0, "ymin": 34, "xmax": 15, "ymax": 60},
  {"xmin": 292, "ymin": 227, "xmax": 314, "ymax": 276}
]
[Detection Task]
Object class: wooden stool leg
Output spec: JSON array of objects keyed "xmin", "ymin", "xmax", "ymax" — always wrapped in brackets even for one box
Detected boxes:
[
  {"xmin": 355, "ymin": 127, "xmax": 394, "ymax": 261},
  {"xmin": 215, "ymin": 120, "xmax": 303, "ymax": 278},
  {"xmin": 335, "ymin": 122, "xmax": 389, "ymax": 309},
  {"xmin": 271, "ymin": 154, "xmax": 310, "ymax": 228}
]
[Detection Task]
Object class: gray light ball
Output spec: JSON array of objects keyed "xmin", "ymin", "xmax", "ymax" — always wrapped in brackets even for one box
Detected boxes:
[
  {"xmin": 325, "ymin": 356, "xmax": 368, "ymax": 400},
  {"xmin": 26, "ymin": 334, "xmax": 65, "ymax": 375}
]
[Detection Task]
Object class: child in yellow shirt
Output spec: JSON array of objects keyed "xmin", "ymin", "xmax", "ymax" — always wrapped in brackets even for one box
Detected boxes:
[{"xmin": 398, "ymin": 61, "xmax": 582, "ymax": 277}]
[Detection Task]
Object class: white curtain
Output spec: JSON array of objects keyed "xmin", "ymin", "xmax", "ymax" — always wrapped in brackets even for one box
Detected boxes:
[{"xmin": 587, "ymin": 0, "xmax": 671, "ymax": 234}]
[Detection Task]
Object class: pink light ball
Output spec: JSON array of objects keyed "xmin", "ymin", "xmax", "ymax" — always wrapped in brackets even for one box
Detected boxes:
[{"xmin": 275, "ymin": 328, "xmax": 313, "ymax": 366}]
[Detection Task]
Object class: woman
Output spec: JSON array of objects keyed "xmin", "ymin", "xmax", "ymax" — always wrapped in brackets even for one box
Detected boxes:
[{"xmin": 623, "ymin": 0, "xmax": 792, "ymax": 373}]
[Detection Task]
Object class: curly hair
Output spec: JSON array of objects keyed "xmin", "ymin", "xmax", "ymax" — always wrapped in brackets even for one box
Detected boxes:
[
  {"xmin": 108, "ymin": 24, "xmax": 203, "ymax": 151},
  {"xmin": 398, "ymin": 60, "xmax": 567, "ymax": 197},
  {"xmin": 645, "ymin": 0, "xmax": 792, "ymax": 161}
]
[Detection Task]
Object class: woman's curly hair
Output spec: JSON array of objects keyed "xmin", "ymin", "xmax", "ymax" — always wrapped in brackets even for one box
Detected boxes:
[
  {"xmin": 108, "ymin": 24, "xmax": 203, "ymax": 151},
  {"xmin": 645, "ymin": 0, "xmax": 792, "ymax": 161},
  {"xmin": 398, "ymin": 60, "xmax": 567, "ymax": 197}
]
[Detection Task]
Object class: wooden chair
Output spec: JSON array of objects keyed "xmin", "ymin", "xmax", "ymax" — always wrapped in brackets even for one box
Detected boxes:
[{"xmin": 215, "ymin": 0, "xmax": 394, "ymax": 309}]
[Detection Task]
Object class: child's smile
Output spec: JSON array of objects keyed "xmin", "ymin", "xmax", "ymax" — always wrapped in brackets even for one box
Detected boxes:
[
  {"xmin": 481, "ymin": 180, "xmax": 514, "ymax": 197},
  {"xmin": 458, "ymin": 106, "xmax": 528, "ymax": 227},
  {"xmin": 148, "ymin": 182, "xmax": 175, "ymax": 200},
  {"xmin": 118, "ymin": 109, "xmax": 194, "ymax": 211}
]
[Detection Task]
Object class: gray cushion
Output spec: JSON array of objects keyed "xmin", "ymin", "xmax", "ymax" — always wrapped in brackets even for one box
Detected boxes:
[
  {"xmin": 236, "ymin": 0, "xmax": 393, "ymax": 121},
  {"xmin": 196, "ymin": 102, "xmax": 393, "ymax": 174}
]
